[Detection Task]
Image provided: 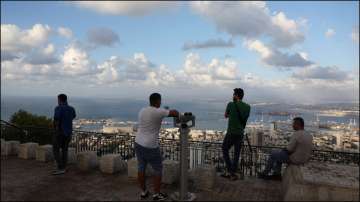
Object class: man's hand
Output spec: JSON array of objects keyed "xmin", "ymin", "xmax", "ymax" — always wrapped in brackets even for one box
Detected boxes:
[
  {"xmin": 224, "ymin": 112, "xmax": 229, "ymax": 118},
  {"xmin": 168, "ymin": 110, "xmax": 179, "ymax": 117}
]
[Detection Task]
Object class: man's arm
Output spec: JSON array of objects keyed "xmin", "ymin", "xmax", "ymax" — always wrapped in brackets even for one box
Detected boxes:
[
  {"xmin": 224, "ymin": 103, "xmax": 230, "ymax": 118},
  {"xmin": 168, "ymin": 110, "xmax": 179, "ymax": 117},
  {"xmin": 286, "ymin": 134, "xmax": 297, "ymax": 154},
  {"xmin": 53, "ymin": 107, "xmax": 60, "ymax": 130}
]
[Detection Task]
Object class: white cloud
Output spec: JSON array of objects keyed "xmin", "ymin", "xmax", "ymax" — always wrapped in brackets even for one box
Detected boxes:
[
  {"xmin": 182, "ymin": 38, "xmax": 234, "ymax": 50},
  {"xmin": 351, "ymin": 26, "xmax": 359, "ymax": 43},
  {"xmin": 325, "ymin": 28, "xmax": 335, "ymax": 38},
  {"xmin": 87, "ymin": 27, "xmax": 119, "ymax": 47},
  {"xmin": 292, "ymin": 65, "xmax": 349, "ymax": 81},
  {"xmin": 1, "ymin": 24, "xmax": 52, "ymax": 54},
  {"xmin": 61, "ymin": 43, "xmax": 96, "ymax": 76},
  {"xmin": 245, "ymin": 40, "xmax": 313, "ymax": 70},
  {"xmin": 191, "ymin": 2, "xmax": 305, "ymax": 48},
  {"xmin": 58, "ymin": 27, "xmax": 73, "ymax": 39},
  {"xmin": 75, "ymin": 1, "xmax": 176, "ymax": 16}
]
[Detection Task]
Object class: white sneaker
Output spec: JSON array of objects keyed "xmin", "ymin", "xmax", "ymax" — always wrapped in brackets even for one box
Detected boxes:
[{"xmin": 52, "ymin": 169, "xmax": 65, "ymax": 175}]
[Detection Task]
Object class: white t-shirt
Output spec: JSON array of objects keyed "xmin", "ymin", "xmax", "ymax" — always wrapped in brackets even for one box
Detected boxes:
[{"xmin": 135, "ymin": 106, "xmax": 169, "ymax": 148}]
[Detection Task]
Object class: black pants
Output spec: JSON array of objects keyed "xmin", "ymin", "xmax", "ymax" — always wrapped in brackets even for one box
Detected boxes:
[
  {"xmin": 222, "ymin": 133, "xmax": 243, "ymax": 174},
  {"xmin": 53, "ymin": 133, "xmax": 71, "ymax": 170}
]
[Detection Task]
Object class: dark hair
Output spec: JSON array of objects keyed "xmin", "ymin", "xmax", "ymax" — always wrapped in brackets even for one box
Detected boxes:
[
  {"xmin": 293, "ymin": 117, "xmax": 304, "ymax": 127},
  {"xmin": 149, "ymin": 93, "xmax": 161, "ymax": 106},
  {"xmin": 233, "ymin": 88, "xmax": 244, "ymax": 99},
  {"xmin": 58, "ymin": 94, "xmax": 67, "ymax": 103}
]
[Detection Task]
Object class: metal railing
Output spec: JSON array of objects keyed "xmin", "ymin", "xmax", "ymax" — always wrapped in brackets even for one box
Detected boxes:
[{"xmin": 1, "ymin": 121, "xmax": 359, "ymax": 177}]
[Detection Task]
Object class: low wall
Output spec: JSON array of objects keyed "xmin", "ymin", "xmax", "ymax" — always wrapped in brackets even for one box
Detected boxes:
[{"xmin": 282, "ymin": 162, "xmax": 359, "ymax": 201}]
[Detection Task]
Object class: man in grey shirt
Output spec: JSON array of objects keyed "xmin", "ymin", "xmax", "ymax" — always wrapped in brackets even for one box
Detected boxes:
[{"xmin": 258, "ymin": 117, "xmax": 313, "ymax": 180}]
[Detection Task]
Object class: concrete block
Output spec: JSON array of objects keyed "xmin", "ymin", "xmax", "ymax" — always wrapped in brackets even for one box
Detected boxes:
[
  {"xmin": 18, "ymin": 142, "xmax": 38, "ymax": 159},
  {"xmin": 77, "ymin": 151, "xmax": 98, "ymax": 171},
  {"xmin": 127, "ymin": 158, "xmax": 155, "ymax": 178},
  {"xmin": 67, "ymin": 147, "xmax": 76, "ymax": 164},
  {"xmin": 189, "ymin": 165, "xmax": 216, "ymax": 191},
  {"xmin": 36, "ymin": 144, "xmax": 53, "ymax": 162},
  {"xmin": 162, "ymin": 160, "xmax": 180, "ymax": 184},
  {"xmin": 100, "ymin": 154, "xmax": 127, "ymax": 174},
  {"xmin": 2, "ymin": 140, "xmax": 20, "ymax": 156},
  {"xmin": 1, "ymin": 139, "xmax": 5, "ymax": 156}
]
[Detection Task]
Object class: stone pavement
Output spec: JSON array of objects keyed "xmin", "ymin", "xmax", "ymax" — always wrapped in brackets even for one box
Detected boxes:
[{"xmin": 1, "ymin": 156, "xmax": 282, "ymax": 201}]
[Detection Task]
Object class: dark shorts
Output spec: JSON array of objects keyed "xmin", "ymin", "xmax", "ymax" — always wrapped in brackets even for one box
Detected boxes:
[{"xmin": 134, "ymin": 142, "xmax": 163, "ymax": 176}]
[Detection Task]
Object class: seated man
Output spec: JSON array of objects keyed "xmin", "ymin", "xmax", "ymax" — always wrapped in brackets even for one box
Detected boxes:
[{"xmin": 258, "ymin": 117, "xmax": 313, "ymax": 180}]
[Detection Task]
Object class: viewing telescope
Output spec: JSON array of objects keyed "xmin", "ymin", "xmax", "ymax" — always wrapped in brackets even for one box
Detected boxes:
[
  {"xmin": 171, "ymin": 112, "xmax": 196, "ymax": 201},
  {"xmin": 173, "ymin": 112, "xmax": 195, "ymax": 128}
]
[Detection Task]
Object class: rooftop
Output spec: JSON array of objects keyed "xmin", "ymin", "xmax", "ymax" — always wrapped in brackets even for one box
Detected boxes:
[{"xmin": 1, "ymin": 156, "xmax": 282, "ymax": 201}]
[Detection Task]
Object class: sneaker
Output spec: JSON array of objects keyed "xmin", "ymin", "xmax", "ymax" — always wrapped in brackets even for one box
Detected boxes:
[
  {"xmin": 220, "ymin": 171, "xmax": 231, "ymax": 178},
  {"xmin": 140, "ymin": 190, "xmax": 150, "ymax": 200},
  {"xmin": 152, "ymin": 192, "xmax": 168, "ymax": 201},
  {"xmin": 52, "ymin": 169, "xmax": 65, "ymax": 175}
]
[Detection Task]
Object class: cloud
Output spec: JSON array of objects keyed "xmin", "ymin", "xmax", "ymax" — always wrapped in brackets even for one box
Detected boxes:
[
  {"xmin": 87, "ymin": 27, "xmax": 120, "ymax": 47},
  {"xmin": 75, "ymin": 1, "xmax": 176, "ymax": 16},
  {"xmin": 191, "ymin": 2, "xmax": 305, "ymax": 48},
  {"xmin": 292, "ymin": 65, "xmax": 349, "ymax": 81},
  {"xmin": 58, "ymin": 27, "xmax": 73, "ymax": 39},
  {"xmin": 23, "ymin": 43, "xmax": 59, "ymax": 65},
  {"xmin": 1, "ymin": 24, "xmax": 52, "ymax": 54},
  {"xmin": 351, "ymin": 26, "xmax": 359, "ymax": 43},
  {"xmin": 325, "ymin": 28, "xmax": 335, "ymax": 38},
  {"xmin": 61, "ymin": 43, "xmax": 97, "ymax": 76},
  {"xmin": 182, "ymin": 38, "xmax": 234, "ymax": 50},
  {"xmin": 245, "ymin": 40, "xmax": 313, "ymax": 70}
]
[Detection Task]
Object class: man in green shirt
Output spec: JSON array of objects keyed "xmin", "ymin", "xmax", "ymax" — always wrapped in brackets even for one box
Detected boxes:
[{"xmin": 221, "ymin": 88, "xmax": 251, "ymax": 180}]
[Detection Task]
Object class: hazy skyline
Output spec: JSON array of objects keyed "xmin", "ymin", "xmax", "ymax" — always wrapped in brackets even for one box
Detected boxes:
[{"xmin": 1, "ymin": 1, "xmax": 359, "ymax": 104}]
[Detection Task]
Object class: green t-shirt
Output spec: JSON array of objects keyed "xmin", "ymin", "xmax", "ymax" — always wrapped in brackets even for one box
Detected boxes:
[{"xmin": 225, "ymin": 101, "xmax": 251, "ymax": 135}]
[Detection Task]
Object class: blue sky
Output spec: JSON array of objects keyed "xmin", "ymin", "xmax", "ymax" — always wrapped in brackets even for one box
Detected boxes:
[{"xmin": 1, "ymin": 1, "xmax": 359, "ymax": 104}]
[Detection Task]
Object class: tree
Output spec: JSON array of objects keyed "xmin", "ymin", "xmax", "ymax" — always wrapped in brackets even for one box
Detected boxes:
[
  {"xmin": 2, "ymin": 109, "xmax": 54, "ymax": 144},
  {"xmin": 10, "ymin": 109, "xmax": 52, "ymax": 127}
]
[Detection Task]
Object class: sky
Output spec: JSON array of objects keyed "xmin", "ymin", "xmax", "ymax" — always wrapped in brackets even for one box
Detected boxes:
[{"xmin": 1, "ymin": 1, "xmax": 359, "ymax": 104}]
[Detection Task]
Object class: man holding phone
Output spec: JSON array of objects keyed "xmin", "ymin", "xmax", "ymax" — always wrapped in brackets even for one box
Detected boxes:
[{"xmin": 221, "ymin": 88, "xmax": 251, "ymax": 181}]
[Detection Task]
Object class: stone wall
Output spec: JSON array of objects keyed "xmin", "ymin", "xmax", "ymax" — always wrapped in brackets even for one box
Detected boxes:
[{"xmin": 282, "ymin": 162, "xmax": 359, "ymax": 201}]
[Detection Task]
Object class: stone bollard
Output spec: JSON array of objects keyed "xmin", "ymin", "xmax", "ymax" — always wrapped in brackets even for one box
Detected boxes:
[
  {"xmin": 67, "ymin": 147, "xmax": 76, "ymax": 164},
  {"xmin": 162, "ymin": 160, "xmax": 180, "ymax": 184},
  {"xmin": 189, "ymin": 165, "xmax": 216, "ymax": 191},
  {"xmin": 127, "ymin": 158, "xmax": 155, "ymax": 178},
  {"xmin": 100, "ymin": 154, "xmax": 127, "ymax": 174},
  {"xmin": 77, "ymin": 151, "xmax": 98, "ymax": 171},
  {"xmin": 1, "ymin": 139, "xmax": 5, "ymax": 156},
  {"xmin": 36, "ymin": 144, "xmax": 53, "ymax": 162},
  {"xmin": 2, "ymin": 140, "xmax": 20, "ymax": 156},
  {"xmin": 18, "ymin": 142, "xmax": 39, "ymax": 159}
]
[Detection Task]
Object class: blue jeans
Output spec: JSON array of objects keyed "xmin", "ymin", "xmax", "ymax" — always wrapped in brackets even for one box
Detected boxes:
[
  {"xmin": 134, "ymin": 142, "xmax": 163, "ymax": 176},
  {"xmin": 222, "ymin": 133, "xmax": 243, "ymax": 174},
  {"xmin": 263, "ymin": 149, "xmax": 289, "ymax": 175}
]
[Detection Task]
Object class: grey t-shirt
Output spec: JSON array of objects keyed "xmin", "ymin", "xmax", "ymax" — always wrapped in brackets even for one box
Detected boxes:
[{"xmin": 287, "ymin": 130, "xmax": 314, "ymax": 164}]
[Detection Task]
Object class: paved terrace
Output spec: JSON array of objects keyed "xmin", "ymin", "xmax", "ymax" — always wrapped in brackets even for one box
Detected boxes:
[{"xmin": 1, "ymin": 156, "xmax": 282, "ymax": 201}]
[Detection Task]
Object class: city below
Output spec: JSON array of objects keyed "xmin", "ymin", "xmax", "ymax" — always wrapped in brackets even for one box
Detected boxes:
[{"xmin": 74, "ymin": 114, "xmax": 359, "ymax": 154}]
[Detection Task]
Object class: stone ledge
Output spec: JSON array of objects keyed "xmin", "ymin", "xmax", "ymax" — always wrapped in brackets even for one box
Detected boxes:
[
  {"xmin": 282, "ymin": 162, "xmax": 359, "ymax": 201},
  {"xmin": 18, "ymin": 142, "xmax": 39, "ymax": 159},
  {"xmin": 99, "ymin": 154, "xmax": 126, "ymax": 174},
  {"xmin": 35, "ymin": 145, "xmax": 53, "ymax": 162}
]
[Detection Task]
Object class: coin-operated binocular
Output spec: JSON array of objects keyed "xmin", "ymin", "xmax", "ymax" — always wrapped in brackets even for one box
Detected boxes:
[
  {"xmin": 173, "ymin": 112, "xmax": 195, "ymax": 128},
  {"xmin": 171, "ymin": 112, "xmax": 196, "ymax": 201}
]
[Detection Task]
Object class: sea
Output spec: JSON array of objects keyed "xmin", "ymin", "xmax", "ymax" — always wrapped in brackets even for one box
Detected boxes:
[{"xmin": 1, "ymin": 96, "xmax": 359, "ymax": 131}]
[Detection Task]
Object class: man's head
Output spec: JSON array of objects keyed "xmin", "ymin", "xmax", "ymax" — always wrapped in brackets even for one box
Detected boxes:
[
  {"xmin": 233, "ymin": 88, "xmax": 244, "ymax": 101},
  {"xmin": 57, "ymin": 94, "xmax": 67, "ymax": 105},
  {"xmin": 292, "ymin": 117, "xmax": 304, "ymax": 131},
  {"xmin": 149, "ymin": 93, "xmax": 161, "ymax": 108}
]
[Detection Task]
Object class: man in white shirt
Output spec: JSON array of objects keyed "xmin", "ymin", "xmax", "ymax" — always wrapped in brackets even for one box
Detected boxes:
[{"xmin": 134, "ymin": 93, "xmax": 178, "ymax": 201}]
